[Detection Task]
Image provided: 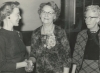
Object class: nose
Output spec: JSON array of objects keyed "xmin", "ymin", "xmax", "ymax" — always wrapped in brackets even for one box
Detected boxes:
[{"xmin": 45, "ymin": 12, "xmax": 49, "ymax": 17}]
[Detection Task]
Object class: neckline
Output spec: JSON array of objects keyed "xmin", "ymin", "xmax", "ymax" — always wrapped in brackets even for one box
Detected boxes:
[
  {"xmin": 88, "ymin": 29, "xmax": 100, "ymax": 34},
  {"xmin": 41, "ymin": 24, "xmax": 55, "ymax": 35},
  {"xmin": 1, "ymin": 28, "xmax": 16, "ymax": 33}
]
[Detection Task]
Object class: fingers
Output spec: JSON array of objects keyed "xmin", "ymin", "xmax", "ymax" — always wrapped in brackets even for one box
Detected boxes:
[
  {"xmin": 28, "ymin": 60, "xmax": 33, "ymax": 66},
  {"xmin": 25, "ymin": 60, "xmax": 34, "ymax": 72}
]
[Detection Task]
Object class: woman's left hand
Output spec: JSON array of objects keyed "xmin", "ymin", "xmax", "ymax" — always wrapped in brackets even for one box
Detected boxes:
[
  {"xmin": 25, "ymin": 60, "xmax": 34, "ymax": 72},
  {"xmin": 63, "ymin": 67, "xmax": 69, "ymax": 73}
]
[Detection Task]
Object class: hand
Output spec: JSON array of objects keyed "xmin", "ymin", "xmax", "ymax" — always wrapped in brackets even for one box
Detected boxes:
[
  {"xmin": 63, "ymin": 67, "xmax": 69, "ymax": 73},
  {"xmin": 16, "ymin": 59, "xmax": 28, "ymax": 69},
  {"xmin": 28, "ymin": 60, "xmax": 33, "ymax": 66},
  {"xmin": 25, "ymin": 60, "xmax": 34, "ymax": 72},
  {"xmin": 29, "ymin": 57, "xmax": 36, "ymax": 64}
]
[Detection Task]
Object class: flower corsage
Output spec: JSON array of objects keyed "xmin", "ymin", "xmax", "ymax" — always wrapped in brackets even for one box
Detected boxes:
[{"xmin": 44, "ymin": 34, "xmax": 56, "ymax": 49}]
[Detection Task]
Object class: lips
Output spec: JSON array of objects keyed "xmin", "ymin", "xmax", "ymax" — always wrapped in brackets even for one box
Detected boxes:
[{"xmin": 44, "ymin": 18, "xmax": 49, "ymax": 20}]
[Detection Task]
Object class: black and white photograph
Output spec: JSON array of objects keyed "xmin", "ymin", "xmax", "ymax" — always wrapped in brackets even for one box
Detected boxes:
[{"xmin": 0, "ymin": 0, "xmax": 100, "ymax": 73}]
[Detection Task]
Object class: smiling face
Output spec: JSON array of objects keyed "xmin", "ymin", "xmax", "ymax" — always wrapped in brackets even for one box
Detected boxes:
[
  {"xmin": 40, "ymin": 5, "xmax": 56, "ymax": 25},
  {"xmin": 85, "ymin": 10, "xmax": 99, "ymax": 30},
  {"xmin": 9, "ymin": 7, "xmax": 21, "ymax": 26}
]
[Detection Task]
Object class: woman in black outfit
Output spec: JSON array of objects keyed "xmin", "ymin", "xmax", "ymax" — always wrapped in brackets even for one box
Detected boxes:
[{"xmin": 0, "ymin": 1, "xmax": 33, "ymax": 73}]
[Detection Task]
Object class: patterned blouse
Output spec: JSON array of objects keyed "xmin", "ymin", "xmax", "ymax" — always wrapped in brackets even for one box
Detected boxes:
[
  {"xmin": 30, "ymin": 25, "xmax": 71, "ymax": 73},
  {"xmin": 73, "ymin": 29, "xmax": 100, "ymax": 73}
]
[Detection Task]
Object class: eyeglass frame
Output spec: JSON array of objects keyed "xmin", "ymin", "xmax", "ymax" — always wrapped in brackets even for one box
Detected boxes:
[
  {"xmin": 41, "ymin": 10, "xmax": 55, "ymax": 16},
  {"xmin": 84, "ymin": 16, "xmax": 98, "ymax": 19}
]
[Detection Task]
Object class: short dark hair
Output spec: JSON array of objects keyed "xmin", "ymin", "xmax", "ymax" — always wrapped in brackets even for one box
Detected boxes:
[
  {"xmin": 38, "ymin": 1, "xmax": 60, "ymax": 22},
  {"xmin": 0, "ymin": 1, "xmax": 20, "ymax": 22}
]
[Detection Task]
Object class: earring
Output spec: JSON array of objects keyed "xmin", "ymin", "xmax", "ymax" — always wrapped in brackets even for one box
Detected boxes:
[{"xmin": 8, "ymin": 17, "xmax": 10, "ymax": 19}]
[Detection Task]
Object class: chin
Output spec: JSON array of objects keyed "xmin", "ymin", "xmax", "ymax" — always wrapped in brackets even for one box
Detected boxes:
[
  {"xmin": 87, "ymin": 26, "xmax": 94, "ymax": 29},
  {"xmin": 14, "ymin": 24, "xmax": 19, "ymax": 26},
  {"xmin": 43, "ymin": 22, "xmax": 49, "ymax": 24}
]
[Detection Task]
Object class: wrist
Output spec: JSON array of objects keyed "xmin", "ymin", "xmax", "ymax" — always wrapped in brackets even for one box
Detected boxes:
[
  {"xmin": 29, "ymin": 57, "xmax": 36, "ymax": 64},
  {"xmin": 16, "ymin": 61, "xmax": 27, "ymax": 69},
  {"xmin": 23, "ymin": 61, "xmax": 27, "ymax": 67},
  {"xmin": 63, "ymin": 67, "xmax": 69, "ymax": 73}
]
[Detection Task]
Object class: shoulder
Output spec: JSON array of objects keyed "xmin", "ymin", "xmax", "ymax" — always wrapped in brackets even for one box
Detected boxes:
[
  {"xmin": 31, "ymin": 26, "xmax": 41, "ymax": 37},
  {"xmin": 54, "ymin": 25, "xmax": 68, "ymax": 39},
  {"xmin": 0, "ymin": 29, "xmax": 7, "ymax": 37},
  {"xmin": 55, "ymin": 25, "xmax": 64, "ymax": 31},
  {"xmin": 33, "ymin": 26, "xmax": 41, "ymax": 32},
  {"xmin": 55, "ymin": 25, "xmax": 65, "ymax": 34},
  {"xmin": 78, "ymin": 29, "xmax": 87, "ymax": 35},
  {"xmin": 77, "ymin": 29, "xmax": 88, "ymax": 39}
]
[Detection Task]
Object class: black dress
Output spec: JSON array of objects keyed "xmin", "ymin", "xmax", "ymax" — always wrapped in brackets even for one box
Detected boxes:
[{"xmin": 0, "ymin": 28, "xmax": 28, "ymax": 73}]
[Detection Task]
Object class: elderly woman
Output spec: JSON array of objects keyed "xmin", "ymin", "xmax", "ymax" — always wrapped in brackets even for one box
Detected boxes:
[
  {"xmin": 72, "ymin": 5, "xmax": 100, "ymax": 73},
  {"xmin": 29, "ymin": 1, "xmax": 71, "ymax": 73},
  {"xmin": 0, "ymin": 1, "xmax": 33, "ymax": 73}
]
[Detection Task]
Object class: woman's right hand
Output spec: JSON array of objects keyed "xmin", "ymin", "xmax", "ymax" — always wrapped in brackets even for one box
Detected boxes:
[
  {"xmin": 71, "ymin": 64, "xmax": 76, "ymax": 73},
  {"xmin": 16, "ymin": 59, "xmax": 27, "ymax": 69}
]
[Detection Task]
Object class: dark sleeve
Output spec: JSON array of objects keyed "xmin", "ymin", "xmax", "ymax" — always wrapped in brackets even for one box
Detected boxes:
[
  {"xmin": 60, "ymin": 30, "xmax": 71, "ymax": 68},
  {"xmin": 17, "ymin": 31, "xmax": 29, "ymax": 59},
  {"xmin": 0, "ymin": 36, "xmax": 16, "ymax": 72},
  {"xmin": 30, "ymin": 31, "xmax": 38, "ymax": 59}
]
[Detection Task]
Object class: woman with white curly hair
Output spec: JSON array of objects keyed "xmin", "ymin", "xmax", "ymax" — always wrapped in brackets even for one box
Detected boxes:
[
  {"xmin": 29, "ymin": 1, "xmax": 71, "ymax": 73},
  {"xmin": 72, "ymin": 5, "xmax": 100, "ymax": 73}
]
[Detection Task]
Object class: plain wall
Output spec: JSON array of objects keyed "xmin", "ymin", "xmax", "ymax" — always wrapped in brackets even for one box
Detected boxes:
[{"xmin": 0, "ymin": 0, "xmax": 61, "ymax": 31}]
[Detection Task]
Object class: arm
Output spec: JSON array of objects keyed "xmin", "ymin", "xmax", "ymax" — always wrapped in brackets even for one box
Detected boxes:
[
  {"xmin": 72, "ymin": 31, "xmax": 87, "ymax": 73},
  {"xmin": 60, "ymin": 30, "xmax": 71, "ymax": 73},
  {"xmin": 18, "ymin": 31, "xmax": 29, "ymax": 58},
  {"xmin": 0, "ymin": 36, "xmax": 16, "ymax": 72},
  {"xmin": 72, "ymin": 34, "xmax": 80, "ymax": 73},
  {"xmin": 16, "ymin": 61, "xmax": 27, "ymax": 69},
  {"xmin": 29, "ymin": 31, "xmax": 38, "ymax": 64},
  {"xmin": 0, "ymin": 35, "xmax": 28, "ymax": 72}
]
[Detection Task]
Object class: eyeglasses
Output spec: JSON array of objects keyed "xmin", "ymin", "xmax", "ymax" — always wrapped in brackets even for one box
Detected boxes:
[
  {"xmin": 84, "ymin": 16, "xmax": 98, "ymax": 19},
  {"xmin": 41, "ymin": 10, "xmax": 55, "ymax": 15}
]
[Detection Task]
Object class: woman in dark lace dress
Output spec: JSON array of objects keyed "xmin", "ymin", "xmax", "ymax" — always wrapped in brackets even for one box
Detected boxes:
[
  {"xmin": 29, "ymin": 1, "xmax": 71, "ymax": 73},
  {"xmin": 73, "ymin": 5, "xmax": 100, "ymax": 73}
]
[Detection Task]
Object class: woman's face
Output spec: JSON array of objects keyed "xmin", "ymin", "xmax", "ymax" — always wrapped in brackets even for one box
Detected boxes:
[
  {"xmin": 85, "ymin": 10, "xmax": 99, "ymax": 30},
  {"xmin": 40, "ymin": 5, "xmax": 56, "ymax": 24},
  {"xmin": 9, "ymin": 7, "xmax": 21, "ymax": 26}
]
